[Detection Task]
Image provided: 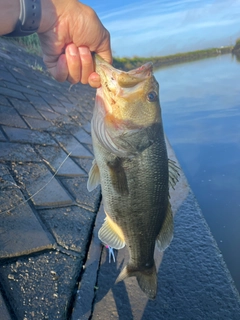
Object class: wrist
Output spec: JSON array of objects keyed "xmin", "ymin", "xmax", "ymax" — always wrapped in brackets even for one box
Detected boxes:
[
  {"xmin": 38, "ymin": 0, "xmax": 82, "ymax": 34},
  {"xmin": 0, "ymin": 0, "xmax": 20, "ymax": 36},
  {"xmin": 37, "ymin": 0, "xmax": 56, "ymax": 34}
]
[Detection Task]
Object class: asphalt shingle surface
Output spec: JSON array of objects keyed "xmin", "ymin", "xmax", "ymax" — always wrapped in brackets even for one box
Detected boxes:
[{"xmin": 0, "ymin": 38, "xmax": 100, "ymax": 319}]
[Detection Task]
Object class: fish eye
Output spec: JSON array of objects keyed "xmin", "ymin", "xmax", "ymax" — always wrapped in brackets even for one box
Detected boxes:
[{"xmin": 147, "ymin": 91, "xmax": 157, "ymax": 102}]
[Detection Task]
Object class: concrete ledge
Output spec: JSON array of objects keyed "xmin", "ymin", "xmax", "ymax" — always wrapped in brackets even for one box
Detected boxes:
[
  {"xmin": 72, "ymin": 140, "xmax": 240, "ymax": 319},
  {"xmin": 0, "ymin": 291, "xmax": 12, "ymax": 320}
]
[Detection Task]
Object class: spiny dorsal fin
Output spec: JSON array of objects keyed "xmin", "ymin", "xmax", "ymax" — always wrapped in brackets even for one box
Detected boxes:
[
  {"xmin": 98, "ymin": 214, "xmax": 125, "ymax": 250},
  {"xmin": 87, "ymin": 159, "xmax": 100, "ymax": 192},
  {"xmin": 156, "ymin": 201, "xmax": 173, "ymax": 252},
  {"xmin": 168, "ymin": 159, "xmax": 180, "ymax": 190}
]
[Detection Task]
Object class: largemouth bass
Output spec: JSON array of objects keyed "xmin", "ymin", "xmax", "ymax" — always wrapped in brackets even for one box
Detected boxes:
[{"xmin": 87, "ymin": 55, "xmax": 179, "ymax": 299}]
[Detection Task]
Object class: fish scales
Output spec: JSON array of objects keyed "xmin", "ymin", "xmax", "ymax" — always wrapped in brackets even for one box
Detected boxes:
[
  {"xmin": 87, "ymin": 54, "xmax": 179, "ymax": 299},
  {"xmin": 93, "ymin": 128, "xmax": 168, "ymax": 262}
]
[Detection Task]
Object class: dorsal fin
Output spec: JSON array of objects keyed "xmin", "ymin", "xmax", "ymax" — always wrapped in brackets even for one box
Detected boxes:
[{"xmin": 168, "ymin": 159, "xmax": 180, "ymax": 190}]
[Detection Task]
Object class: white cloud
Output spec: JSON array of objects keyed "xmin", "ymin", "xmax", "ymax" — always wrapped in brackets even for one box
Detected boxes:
[{"xmin": 92, "ymin": 0, "xmax": 240, "ymax": 57}]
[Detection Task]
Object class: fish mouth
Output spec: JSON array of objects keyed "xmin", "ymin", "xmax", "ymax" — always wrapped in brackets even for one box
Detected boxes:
[
  {"xmin": 94, "ymin": 54, "xmax": 153, "ymax": 89},
  {"xmin": 94, "ymin": 54, "xmax": 157, "ymax": 123},
  {"xmin": 128, "ymin": 62, "xmax": 153, "ymax": 79}
]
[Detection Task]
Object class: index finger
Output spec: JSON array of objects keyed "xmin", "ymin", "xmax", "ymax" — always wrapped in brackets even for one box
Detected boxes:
[{"xmin": 93, "ymin": 30, "xmax": 112, "ymax": 65}]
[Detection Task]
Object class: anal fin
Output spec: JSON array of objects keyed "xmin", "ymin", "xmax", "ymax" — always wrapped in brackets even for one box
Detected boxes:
[{"xmin": 156, "ymin": 201, "xmax": 174, "ymax": 252}]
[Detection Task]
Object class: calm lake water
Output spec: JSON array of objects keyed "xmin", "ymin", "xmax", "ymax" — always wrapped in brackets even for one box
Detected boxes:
[{"xmin": 155, "ymin": 54, "xmax": 240, "ymax": 292}]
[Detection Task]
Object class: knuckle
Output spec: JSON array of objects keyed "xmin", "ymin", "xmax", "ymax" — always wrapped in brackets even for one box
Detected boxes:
[
  {"xmin": 105, "ymin": 29, "xmax": 111, "ymax": 41},
  {"xmin": 85, "ymin": 6, "xmax": 98, "ymax": 21}
]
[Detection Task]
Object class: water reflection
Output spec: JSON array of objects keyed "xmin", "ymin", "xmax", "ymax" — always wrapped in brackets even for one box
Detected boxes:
[{"xmin": 155, "ymin": 54, "xmax": 240, "ymax": 292}]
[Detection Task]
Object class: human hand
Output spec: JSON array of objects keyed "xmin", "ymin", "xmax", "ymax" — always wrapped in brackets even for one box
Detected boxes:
[{"xmin": 37, "ymin": 0, "xmax": 112, "ymax": 87}]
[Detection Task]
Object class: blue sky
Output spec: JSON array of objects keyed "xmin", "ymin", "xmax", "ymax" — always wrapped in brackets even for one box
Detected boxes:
[{"xmin": 82, "ymin": 0, "xmax": 240, "ymax": 58}]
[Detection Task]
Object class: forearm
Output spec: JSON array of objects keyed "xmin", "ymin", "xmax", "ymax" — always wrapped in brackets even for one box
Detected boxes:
[
  {"xmin": 0, "ymin": 0, "xmax": 60, "ymax": 37},
  {"xmin": 0, "ymin": 0, "xmax": 20, "ymax": 36},
  {"xmin": 38, "ymin": 0, "xmax": 57, "ymax": 34}
]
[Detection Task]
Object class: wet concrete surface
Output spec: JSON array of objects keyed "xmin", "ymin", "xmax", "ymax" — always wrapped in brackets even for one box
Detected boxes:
[{"xmin": 0, "ymin": 37, "xmax": 240, "ymax": 319}]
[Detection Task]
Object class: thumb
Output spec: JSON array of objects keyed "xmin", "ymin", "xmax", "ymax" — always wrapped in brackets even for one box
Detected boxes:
[
  {"xmin": 45, "ymin": 54, "xmax": 69, "ymax": 82},
  {"xmin": 97, "ymin": 49, "xmax": 113, "ymax": 65},
  {"xmin": 92, "ymin": 32, "xmax": 112, "ymax": 65}
]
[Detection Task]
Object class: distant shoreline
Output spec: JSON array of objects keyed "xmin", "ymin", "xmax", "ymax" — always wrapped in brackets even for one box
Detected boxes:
[
  {"xmin": 113, "ymin": 46, "xmax": 234, "ymax": 71},
  {"xmin": 1, "ymin": 35, "xmax": 237, "ymax": 71}
]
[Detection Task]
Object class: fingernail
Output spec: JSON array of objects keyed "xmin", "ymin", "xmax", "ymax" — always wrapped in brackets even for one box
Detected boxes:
[
  {"xmin": 78, "ymin": 46, "xmax": 89, "ymax": 55},
  {"xmin": 68, "ymin": 45, "xmax": 77, "ymax": 56}
]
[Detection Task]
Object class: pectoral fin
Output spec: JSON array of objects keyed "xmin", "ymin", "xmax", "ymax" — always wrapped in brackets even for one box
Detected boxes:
[
  {"xmin": 87, "ymin": 159, "xmax": 100, "ymax": 192},
  {"xmin": 98, "ymin": 214, "xmax": 125, "ymax": 250},
  {"xmin": 107, "ymin": 157, "xmax": 129, "ymax": 196},
  {"xmin": 168, "ymin": 159, "xmax": 180, "ymax": 190},
  {"xmin": 156, "ymin": 201, "xmax": 173, "ymax": 252}
]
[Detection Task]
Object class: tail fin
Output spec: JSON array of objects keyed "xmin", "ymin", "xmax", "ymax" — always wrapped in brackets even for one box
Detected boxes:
[{"xmin": 116, "ymin": 264, "xmax": 157, "ymax": 299}]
